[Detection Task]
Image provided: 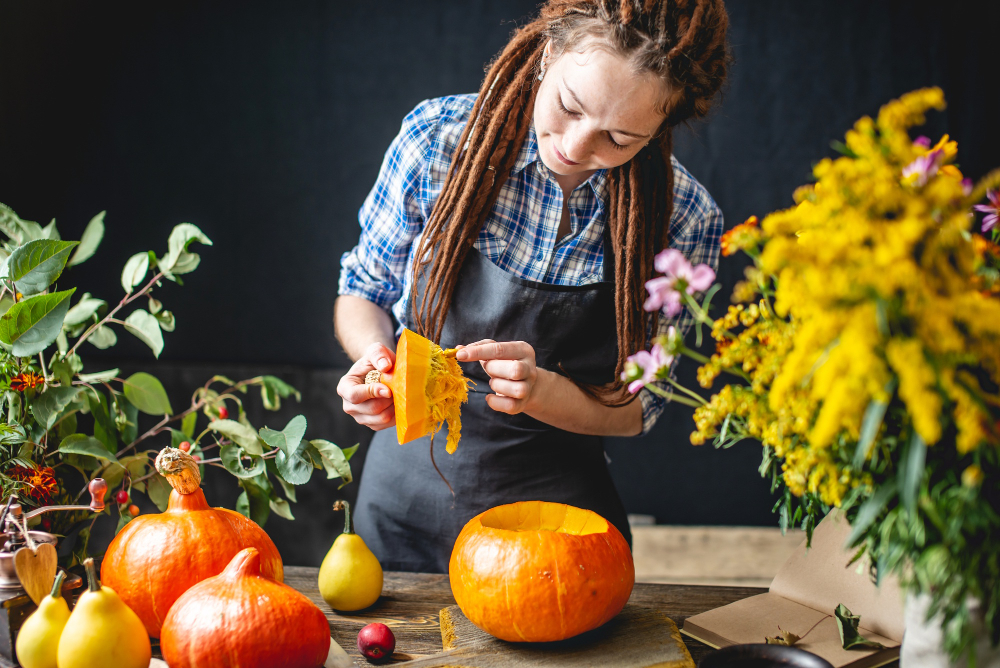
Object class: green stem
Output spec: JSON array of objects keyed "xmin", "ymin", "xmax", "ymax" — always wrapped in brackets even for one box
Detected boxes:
[
  {"xmin": 334, "ymin": 499, "xmax": 353, "ymax": 534},
  {"xmin": 663, "ymin": 376, "xmax": 708, "ymax": 405},
  {"xmin": 681, "ymin": 291, "xmax": 716, "ymax": 326},
  {"xmin": 49, "ymin": 570, "xmax": 66, "ymax": 598},
  {"xmin": 83, "ymin": 558, "xmax": 100, "ymax": 593},
  {"xmin": 681, "ymin": 348, "xmax": 712, "ymax": 365},
  {"xmin": 643, "ymin": 383, "xmax": 704, "ymax": 408}
]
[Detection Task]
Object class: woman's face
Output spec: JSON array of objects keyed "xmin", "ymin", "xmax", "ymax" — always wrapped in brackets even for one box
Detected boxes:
[{"xmin": 534, "ymin": 43, "xmax": 666, "ymax": 181}]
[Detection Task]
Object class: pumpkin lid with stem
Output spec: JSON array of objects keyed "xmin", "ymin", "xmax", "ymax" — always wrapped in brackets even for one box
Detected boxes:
[
  {"xmin": 333, "ymin": 500, "xmax": 354, "ymax": 535},
  {"xmin": 155, "ymin": 447, "xmax": 202, "ymax": 495}
]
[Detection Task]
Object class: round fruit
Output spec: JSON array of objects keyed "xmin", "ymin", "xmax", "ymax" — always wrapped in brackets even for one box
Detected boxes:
[
  {"xmin": 217, "ymin": 406, "xmax": 229, "ymax": 419},
  {"xmin": 449, "ymin": 501, "xmax": 634, "ymax": 642},
  {"xmin": 128, "ymin": 505, "xmax": 140, "ymax": 517},
  {"xmin": 116, "ymin": 490, "xmax": 129, "ymax": 504},
  {"xmin": 178, "ymin": 441, "xmax": 191, "ymax": 452},
  {"xmin": 357, "ymin": 623, "xmax": 395, "ymax": 663}
]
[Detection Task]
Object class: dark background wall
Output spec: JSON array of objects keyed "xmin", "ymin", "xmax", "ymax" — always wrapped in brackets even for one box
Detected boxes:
[{"xmin": 1, "ymin": 1, "xmax": 996, "ymax": 565}]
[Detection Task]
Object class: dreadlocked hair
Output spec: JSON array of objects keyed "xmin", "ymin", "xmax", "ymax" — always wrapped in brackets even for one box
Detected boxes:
[{"xmin": 411, "ymin": 0, "xmax": 729, "ymax": 403}]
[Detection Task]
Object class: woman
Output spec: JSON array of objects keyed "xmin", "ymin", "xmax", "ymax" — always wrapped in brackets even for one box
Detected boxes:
[{"xmin": 336, "ymin": 0, "xmax": 728, "ymax": 572}]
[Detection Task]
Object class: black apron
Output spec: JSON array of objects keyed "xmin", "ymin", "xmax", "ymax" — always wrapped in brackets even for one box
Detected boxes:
[{"xmin": 353, "ymin": 236, "xmax": 631, "ymax": 573}]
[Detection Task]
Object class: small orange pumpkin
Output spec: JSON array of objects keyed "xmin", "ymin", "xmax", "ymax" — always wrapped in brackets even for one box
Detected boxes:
[
  {"xmin": 449, "ymin": 501, "xmax": 635, "ymax": 642},
  {"xmin": 101, "ymin": 447, "xmax": 283, "ymax": 637},
  {"xmin": 161, "ymin": 547, "xmax": 330, "ymax": 668}
]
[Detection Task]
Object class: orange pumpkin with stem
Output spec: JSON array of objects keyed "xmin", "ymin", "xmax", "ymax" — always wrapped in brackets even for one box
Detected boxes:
[
  {"xmin": 101, "ymin": 447, "xmax": 283, "ymax": 637},
  {"xmin": 449, "ymin": 501, "xmax": 635, "ymax": 642},
  {"xmin": 161, "ymin": 547, "xmax": 330, "ymax": 668}
]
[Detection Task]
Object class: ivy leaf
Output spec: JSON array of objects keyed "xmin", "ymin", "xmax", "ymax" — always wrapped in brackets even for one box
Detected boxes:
[
  {"xmin": 69, "ymin": 211, "xmax": 105, "ymax": 266},
  {"xmin": 123, "ymin": 309, "xmax": 164, "ymax": 358},
  {"xmin": 161, "ymin": 223, "xmax": 212, "ymax": 273},
  {"xmin": 220, "ymin": 444, "xmax": 266, "ymax": 479},
  {"xmin": 260, "ymin": 375, "xmax": 301, "ymax": 411},
  {"xmin": 122, "ymin": 372, "xmax": 173, "ymax": 415},
  {"xmin": 309, "ymin": 439, "xmax": 354, "ymax": 487},
  {"xmin": 63, "ymin": 293, "xmax": 106, "ymax": 328},
  {"xmin": 86, "ymin": 325, "xmax": 117, "ymax": 350},
  {"xmin": 146, "ymin": 474, "xmax": 171, "ymax": 511},
  {"xmin": 59, "ymin": 434, "xmax": 120, "ymax": 465},
  {"xmin": 0, "ymin": 288, "xmax": 76, "ymax": 357},
  {"xmin": 7, "ymin": 239, "xmax": 79, "ymax": 295},
  {"xmin": 834, "ymin": 604, "xmax": 885, "ymax": 650},
  {"xmin": 210, "ymin": 419, "xmax": 264, "ymax": 455},
  {"xmin": 120, "ymin": 252, "xmax": 150, "ymax": 293},
  {"xmin": 31, "ymin": 386, "xmax": 81, "ymax": 430}
]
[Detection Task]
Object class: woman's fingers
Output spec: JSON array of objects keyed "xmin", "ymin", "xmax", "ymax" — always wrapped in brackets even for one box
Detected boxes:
[
  {"xmin": 481, "ymin": 358, "xmax": 532, "ymax": 381},
  {"xmin": 485, "ymin": 393, "xmax": 520, "ymax": 415},
  {"xmin": 488, "ymin": 377, "xmax": 530, "ymax": 400},
  {"xmin": 456, "ymin": 340, "xmax": 532, "ymax": 363}
]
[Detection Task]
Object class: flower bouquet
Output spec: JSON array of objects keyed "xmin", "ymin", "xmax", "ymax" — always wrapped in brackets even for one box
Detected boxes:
[{"xmin": 624, "ymin": 88, "xmax": 1000, "ymax": 663}]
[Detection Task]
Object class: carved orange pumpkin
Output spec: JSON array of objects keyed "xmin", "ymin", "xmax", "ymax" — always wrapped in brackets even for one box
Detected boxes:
[
  {"xmin": 101, "ymin": 448, "xmax": 283, "ymax": 637},
  {"xmin": 449, "ymin": 501, "xmax": 634, "ymax": 642},
  {"xmin": 161, "ymin": 548, "xmax": 330, "ymax": 668}
]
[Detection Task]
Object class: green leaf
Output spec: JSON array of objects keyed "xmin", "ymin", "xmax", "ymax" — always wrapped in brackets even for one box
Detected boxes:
[
  {"xmin": 116, "ymin": 395, "xmax": 139, "ymax": 445},
  {"xmin": 260, "ymin": 375, "xmax": 301, "ymax": 411},
  {"xmin": 41, "ymin": 219, "xmax": 60, "ymax": 241},
  {"xmin": 853, "ymin": 380, "xmax": 896, "ymax": 470},
  {"xmin": 847, "ymin": 485, "xmax": 896, "ymax": 546},
  {"xmin": 147, "ymin": 296, "xmax": 163, "ymax": 314},
  {"xmin": 0, "ymin": 204, "xmax": 44, "ymax": 244},
  {"xmin": 834, "ymin": 604, "xmax": 885, "ymax": 650},
  {"xmin": 69, "ymin": 211, "xmax": 105, "ymax": 266},
  {"xmin": 259, "ymin": 415, "xmax": 307, "ymax": 456},
  {"xmin": 269, "ymin": 498, "xmax": 294, "ymax": 521},
  {"xmin": 59, "ymin": 434, "xmax": 119, "ymax": 465},
  {"xmin": 236, "ymin": 482, "xmax": 270, "ymax": 527},
  {"xmin": 123, "ymin": 309, "xmax": 164, "ymax": 358},
  {"xmin": 342, "ymin": 443, "xmax": 359, "ymax": 460},
  {"xmin": 86, "ymin": 326, "xmax": 117, "ymax": 349},
  {"xmin": 7, "ymin": 239, "xmax": 80, "ymax": 295},
  {"xmin": 310, "ymin": 439, "xmax": 354, "ymax": 487},
  {"xmin": 168, "ymin": 252, "xmax": 200, "ymax": 275},
  {"xmin": 122, "ymin": 372, "xmax": 173, "ymax": 415},
  {"xmin": 50, "ymin": 353, "xmax": 83, "ymax": 386},
  {"xmin": 209, "ymin": 419, "xmax": 264, "ymax": 455},
  {"xmin": 162, "ymin": 223, "xmax": 212, "ymax": 273},
  {"xmin": 77, "ymin": 368, "xmax": 119, "ymax": 384},
  {"xmin": 63, "ymin": 293, "xmax": 106, "ymax": 328},
  {"xmin": 31, "ymin": 386, "xmax": 81, "ymax": 430},
  {"xmin": 146, "ymin": 474, "xmax": 171, "ymax": 511},
  {"xmin": 181, "ymin": 411, "xmax": 197, "ymax": 438},
  {"xmin": 220, "ymin": 444, "xmax": 266, "ymax": 478},
  {"xmin": 154, "ymin": 310, "xmax": 175, "ymax": 332},
  {"xmin": 0, "ymin": 288, "xmax": 76, "ymax": 357},
  {"xmin": 86, "ymin": 390, "xmax": 118, "ymax": 453},
  {"xmin": 120, "ymin": 252, "xmax": 150, "ymax": 293},
  {"xmin": 899, "ymin": 431, "xmax": 927, "ymax": 514}
]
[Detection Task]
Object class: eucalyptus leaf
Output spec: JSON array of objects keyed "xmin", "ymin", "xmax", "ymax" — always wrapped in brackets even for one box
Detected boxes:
[
  {"xmin": 168, "ymin": 252, "xmax": 200, "ymax": 275},
  {"xmin": 77, "ymin": 368, "xmax": 120, "ymax": 384},
  {"xmin": 86, "ymin": 325, "xmax": 117, "ymax": 349},
  {"xmin": 209, "ymin": 419, "xmax": 264, "ymax": 455},
  {"xmin": 7, "ymin": 239, "xmax": 79, "ymax": 295},
  {"xmin": 123, "ymin": 309, "xmax": 164, "ymax": 358},
  {"xmin": 63, "ymin": 293, "xmax": 106, "ymax": 328},
  {"xmin": 69, "ymin": 211, "xmax": 105, "ymax": 266},
  {"xmin": 31, "ymin": 386, "xmax": 81, "ymax": 430},
  {"xmin": 162, "ymin": 223, "xmax": 212, "ymax": 272},
  {"xmin": 59, "ymin": 434, "xmax": 119, "ymax": 465},
  {"xmin": 120, "ymin": 252, "xmax": 150, "ymax": 293},
  {"xmin": 122, "ymin": 372, "xmax": 173, "ymax": 415},
  {"xmin": 0, "ymin": 288, "xmax": 76, "ymax": 356}
]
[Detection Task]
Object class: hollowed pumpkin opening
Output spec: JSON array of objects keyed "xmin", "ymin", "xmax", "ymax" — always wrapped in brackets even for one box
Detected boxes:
[{"xmin": 479, "ymin": 501, "xmax": 608, "ymax": 536}]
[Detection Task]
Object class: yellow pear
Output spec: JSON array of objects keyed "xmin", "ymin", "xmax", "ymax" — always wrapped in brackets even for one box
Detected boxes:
[
  {"xmin": 318, "ymin": 500, "xmax": 383, "ymax": 611},
  {"xmin": 16, "ymin": 570, "xmax": 70, "ymax": 668},
  {"xmin": 57, "ymin": 558, "xmax": 151, "ymax": 668}
]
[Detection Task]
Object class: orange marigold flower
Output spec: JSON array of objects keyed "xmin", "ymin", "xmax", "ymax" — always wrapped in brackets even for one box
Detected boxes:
[
  {"xmin": 7, "ymin": 465, "xmax": 59, "ymax": 505},
  {"xmin": 9, "ymin": 372, "xmax": 45, "ymax": 392},
  {"xmin": 721, "ymin": 216, "xmax": 760, "ymax": 257}
]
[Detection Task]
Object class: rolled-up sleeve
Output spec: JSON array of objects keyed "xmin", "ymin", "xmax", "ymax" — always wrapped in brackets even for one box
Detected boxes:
[
  {"xmin": 338, "ymin": 99, "xmax": 443, "ymax": 309},
  {"xmin": 636, "ymin": 158, "xmax": 724, "ymax": 434}
]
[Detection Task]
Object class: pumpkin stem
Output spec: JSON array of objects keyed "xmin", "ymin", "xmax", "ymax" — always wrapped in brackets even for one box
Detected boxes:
[
  {"xmin": 155, "ymin": 447, "xmax": 202, "ymax": 495},
  {"xmin": 332, "ymin": 500, "xmax": 353, "ymax": 535},
  {"xmin": 224, "ymin": 547, "xmax": 262, "ymax": 578},
  {"xmin": 49, "ymin": 570, "xmax": 66, "ymax": 599},
  {"xmin": 83, "ymin": 558, "xmax": 100, "ymax": 593}
]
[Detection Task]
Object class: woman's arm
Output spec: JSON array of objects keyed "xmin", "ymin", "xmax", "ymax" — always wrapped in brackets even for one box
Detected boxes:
[
  {"xmin": 334, "ymin": 295, "xmax": 398, "ymax": 430},
  {"xmin": 334, "ymin": 295, "xmax": 396, "ymax": 362},
  {"xmin": 456, "ymin": 341, "xmax": 643, "ymax": 437}
]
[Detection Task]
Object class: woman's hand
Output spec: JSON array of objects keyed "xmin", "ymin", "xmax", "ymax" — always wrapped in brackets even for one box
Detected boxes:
[
  {"xmin": 337, "ymin": 342, "xmax": 396, "ymax": 430},
  {"xmin": 456, "ymin": 340, "xmax": 539, "ymax": 415}
]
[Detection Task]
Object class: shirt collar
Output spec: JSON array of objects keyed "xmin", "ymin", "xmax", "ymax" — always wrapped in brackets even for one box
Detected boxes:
[{"xmin": 512, "ymin": 126, "xmax": 609, "ymax": 202}]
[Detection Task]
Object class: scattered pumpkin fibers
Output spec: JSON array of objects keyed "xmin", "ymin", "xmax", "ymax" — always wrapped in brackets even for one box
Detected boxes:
[{"xmin": 426, "ymin": 342, "xmax": 471, "ymax": 455}]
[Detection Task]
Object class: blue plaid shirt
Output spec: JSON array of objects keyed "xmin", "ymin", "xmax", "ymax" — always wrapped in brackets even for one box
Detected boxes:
[{"xmin": 339, "ymin": 95, "xmax": 723, "ymax": 434}]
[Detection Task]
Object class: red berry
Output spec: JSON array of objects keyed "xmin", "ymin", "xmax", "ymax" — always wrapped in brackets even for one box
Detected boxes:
[
  {"xmin": 115, "ymin": 490, "xmax": 129, "ymax": 504},
  {"xmin": 217, "ymin": 406, "xmax": 229, "ymax": 419},
  {"xmin": 192, "ymin": 454, "xmax": 201, "ymax": 462},
  {"xmin": 128, "ymin": 504, "xmax": 140, "ymax": 517},
  {"xmin": 178, "ymin": 441, "xmax": 192, "ymax": 452},
  {"xmin": 357, "ymin": 623, "xmax": 395, "ymax": 663}
]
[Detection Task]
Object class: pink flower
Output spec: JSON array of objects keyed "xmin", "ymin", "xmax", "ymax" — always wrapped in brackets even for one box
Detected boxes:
[
  {"xmin": 974, "ymin": 189, "xmax": 1000, "ymax": 233},
  {"xmin": 621, "ymin": 343, "xmax": 674, "ymax": 394},
  {"xmin": 913, "ymin": 136, "xmax": 932, "ymax": 149},
  {"xmin": 643, "ymin": 249, "xmax": 716, "ymax": 317},
  {"xmin": 961, "ymin": 178, "xmax": 973, "ymax": 197},
  {"xmin": 902, "ymin": 149, "xmax": 944, "ymax": 187}
]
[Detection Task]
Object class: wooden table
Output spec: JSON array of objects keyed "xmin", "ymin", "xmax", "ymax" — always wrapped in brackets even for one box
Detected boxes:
[{"xmin": 284, "ymin": 567, "xmax": 767, "ymax": 666}]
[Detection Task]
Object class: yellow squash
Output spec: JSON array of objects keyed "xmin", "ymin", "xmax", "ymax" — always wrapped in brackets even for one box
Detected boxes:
[
  {"xmin": 15, "ymin": 571, "xmax": 70, "ymax": 668},
  {"xmin": 57, "ymin": 558, "xmax": 151, "ymax": 668},
  {"xmin": 318, "ymin": 500, "xmax": 383, "ymax": 611}
]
